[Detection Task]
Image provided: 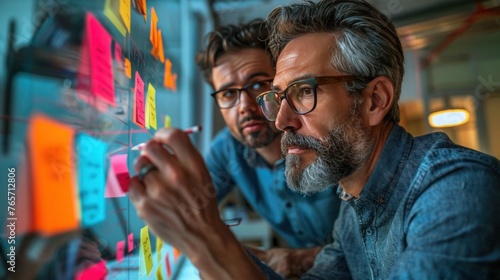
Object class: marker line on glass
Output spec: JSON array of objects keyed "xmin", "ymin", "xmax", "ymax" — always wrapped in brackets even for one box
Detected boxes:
[{"xmin": 131, "ymin": 125, "xmax": 202, "ymax": 151}]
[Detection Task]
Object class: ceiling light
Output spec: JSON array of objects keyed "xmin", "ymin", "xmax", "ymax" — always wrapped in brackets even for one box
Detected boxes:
[{"xmin": 428, "ymin": 109, "xmax": 470, "ymax": 128}]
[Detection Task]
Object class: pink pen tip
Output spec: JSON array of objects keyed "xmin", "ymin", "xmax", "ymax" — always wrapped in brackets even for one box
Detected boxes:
[{"xmin": 184, "ymin": 125, "xmax": 202, "ymax": 134}]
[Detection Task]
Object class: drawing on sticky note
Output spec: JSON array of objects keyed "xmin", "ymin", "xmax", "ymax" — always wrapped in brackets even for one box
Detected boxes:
[
  {"xmin": 140, "ymin": 225, "xmax": 153, "ymax": 276},
  {"xmin": 146, "ymin": 83, "xmax": 157, "ymax": 130}
]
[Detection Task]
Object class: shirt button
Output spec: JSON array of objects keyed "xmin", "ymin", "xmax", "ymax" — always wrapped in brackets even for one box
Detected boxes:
[
  {"xmin": 366, "ymin": 228, "xmax": 374, "ymax": 236},
  {"xmin": 285, "ymin": 202, "xmax": 292, "ymax": 208}
]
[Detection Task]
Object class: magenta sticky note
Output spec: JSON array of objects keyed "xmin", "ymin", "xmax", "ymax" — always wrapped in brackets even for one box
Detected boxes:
[
  {"xmin": 114, "ymin": 41, "xmax": 123, "ymax": 63},
  {"xmin": 105, "ymin": 167, "xmax": 125, "ymax": 198},
  {"xmin": 75, "ymin": 260, "xmax": 108, "ymax": 280},
  {"xmin": 87, "ymin": 13, "xmax": 115, "ymax": 106},
  {"xmin": 134, "ymin": 71, "xmax": 145, "ymax": 127},
  {"xmin": 116, "ymin": 240, "xmax": 125, "ymax": 263},
  {"xmin": 128, "ymin": 233, "xmax": 135, "ymax": 253}
]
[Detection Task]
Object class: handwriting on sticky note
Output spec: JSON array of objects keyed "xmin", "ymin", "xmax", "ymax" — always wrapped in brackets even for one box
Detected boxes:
[
  {"xmin": 147, "ymin": 83, "xmax": 157, "ymax": 130},
  {"xmin": 29, "ymin": 114, "xmax": 79, "ymax": 235},
  {"xmin": 86, "ymin": 13, "xmax": 115, "ymax": 106},
  {"xmin": 119, "ymin": 0, "xmax": 131, "ymax": 33},
  {"xmin": 134, "ymin": 71, "xmax": 145, "ymax": 127},
  {"xmin": 76, "ymin": 133, "xmax": 107, "ymax": 228},
  {"xmin": 140, "ymin": 225, "xmax": 153, "ymax": 275},
  {"xmin": 164, "ymin": 59, "xmax": 178, "ymax": 92}
]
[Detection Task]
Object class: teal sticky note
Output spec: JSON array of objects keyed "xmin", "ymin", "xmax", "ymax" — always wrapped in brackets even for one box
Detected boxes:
[{"xmin": 76, "ymin": 133, "xmax": 107, "ymax": 227}]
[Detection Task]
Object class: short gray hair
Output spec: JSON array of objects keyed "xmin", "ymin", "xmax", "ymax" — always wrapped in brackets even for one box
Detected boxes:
[{"xmin": 266, "ymin": 0, "xmax": 404, "ymax": 122}]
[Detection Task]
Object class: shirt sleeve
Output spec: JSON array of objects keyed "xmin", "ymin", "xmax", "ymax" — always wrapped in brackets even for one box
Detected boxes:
[
  {"xmin": 389, "ymin": 159, "xmax": 500, "ymax": 279},
  {"xmin": 204, "ymin": 132, "xmax": 235, "ymax": 201}
]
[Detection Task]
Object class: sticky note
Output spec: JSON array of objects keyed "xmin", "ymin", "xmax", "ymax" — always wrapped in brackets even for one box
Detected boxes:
[
  {"xmin": 86, "ymin": 13, "xmax": 115, "ymax": 106},
  {"xmin": 128, "ymin": 232, "xmax": 135, "ymax": 253},
  {"xmin": 156, "ymin": 237, "xmax": 163, "ymax": 262},
  {"xmin": 116, "ymin": 240, "xmax": 125, "ymax": 262},
  {"xmin": 164, "ymin": 59, "xmax": 178, "ymax": 92},
  {"xmin": 124, "ymin": 58, "xmax": 132, "ymax": 79},
  {"xmin": 156, "ymin": 266, "xmax": 164, "ymax": 280},
  {"xmin": 75, "ymin": 260, "xmax": 108, "ymax": 280},
  {"xmin": 119, "ymin": 0, "xmax": 131, "ymax": 33},
  {"xmin": 76, "ymin": 134, "xmax": 107, "ymax": 228},
  {"xmin": 165, "ymin": 253, "xmax": 172, "ymax": 278},
  {"xmin": 173, "ymin": 247, "xmax": 181, "ymax": 263},
  {"xmin": 164, "ymin": 115, "xmax": 171, "ymax": 128},
  {"xmin": 136, "ymin": 0, "xmax": 147, "ymax": 17},
  {"xmin": 114, "ymin": 41, "xmax": 123, "ymax": 63},
  {"xmin": 134, "ymin": 71, "xmax": 145, "ymax": 128},
  {"xmin": 150, "ymin": 7, "xmax": 158, "ymax": 47},
  {"xmin": 29, "ymin": 114, "xmax": 79, "ymax": 235},
  {"xmin": 110, "ymin": 154, "xmax": 130, "ymax": 193},
  {"xmin": 104, "ymin": 163, "xmax": 126, "ymax": 198},
  {"xmin": 146, "ymin": 83, "xmax": 157, "ymax": 130},
  {"xmin": 151, "ymin": 29, "xmax": 165, "ymax": 62},
  {"xmin": 140, "ymin": 225, "xmax": 153, "ymax": 276},
  {"xmin": 104, "ymin": 0, "xmax": 126, "ymax": 37}
]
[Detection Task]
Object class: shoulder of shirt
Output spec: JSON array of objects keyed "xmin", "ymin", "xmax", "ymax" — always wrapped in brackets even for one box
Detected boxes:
[
  {"xmin": 414, "ymin": 132, "xmax": 499, "ymax": 174},
  {"xmin": 206, "ymin": 127, "xmax": 244, "ymax": 154}
]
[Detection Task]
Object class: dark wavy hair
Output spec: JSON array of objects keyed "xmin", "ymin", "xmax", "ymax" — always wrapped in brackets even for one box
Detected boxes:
[
  {"xmin": 195, "ymin": 19, "xmax": 270, "ymax": 88},
  {"xmin": 266, "ymin": 0, "xmax": 404, "ymax": 123}
]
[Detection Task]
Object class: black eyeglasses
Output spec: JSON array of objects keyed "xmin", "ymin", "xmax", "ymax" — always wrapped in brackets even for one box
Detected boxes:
[
  {"xmin": 256, "ymin": 75, "xmax": 361, "ymax": 121},
  {"xmin": 210, "ymin": 79, "xmax": 273, "ymax": 109}
]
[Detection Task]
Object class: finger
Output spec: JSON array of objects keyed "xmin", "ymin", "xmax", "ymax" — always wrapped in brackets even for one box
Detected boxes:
[
  {"xmin": 153, "ymin": 128, "xmax": 208, "ymax": 176},
  {"xmin": 133, "ymin": 154, "xmax": 153, "ymax": 173},
  {"xmin": 128, "ymin": 176, "xmax": 147, "ymax": 204}
]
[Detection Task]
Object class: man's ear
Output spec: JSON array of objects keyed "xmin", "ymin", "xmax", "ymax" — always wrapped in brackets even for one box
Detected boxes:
[{"xmin": 365, "ymin": 76, "xmax": 394, "ymax": 126}]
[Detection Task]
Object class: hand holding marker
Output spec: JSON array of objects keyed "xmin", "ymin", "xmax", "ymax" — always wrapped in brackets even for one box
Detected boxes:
[{"xmin": 131, "ymin": 125, "xmax": 202, "ymax": 151}]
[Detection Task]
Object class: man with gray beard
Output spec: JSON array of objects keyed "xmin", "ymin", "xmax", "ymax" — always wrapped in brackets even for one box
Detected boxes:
[{"xmin": 129, "ymin": 0, "xmax": 500, "ymax": 279}]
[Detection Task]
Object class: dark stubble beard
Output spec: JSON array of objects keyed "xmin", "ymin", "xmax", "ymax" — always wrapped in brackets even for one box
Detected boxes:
[
  {"xmin": 281, "ymin": 114, "xmax": 374, "ymax": 196},
  {"xmin": 238, "ymin": 116, "xmax": 281, "ymax": 148}
]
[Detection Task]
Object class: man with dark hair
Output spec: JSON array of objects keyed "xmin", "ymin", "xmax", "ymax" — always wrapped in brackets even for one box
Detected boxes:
[
  {"xmin": 129, "ymin": 1, "xmax": 500, "ymax": 279},
  {"xmin": 194, "ymin": 19, "xmax": 340, "ymax": 276}
]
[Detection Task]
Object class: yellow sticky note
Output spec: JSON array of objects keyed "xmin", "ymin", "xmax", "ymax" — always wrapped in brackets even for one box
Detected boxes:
[
  {"xmin": 124, "ymin": 58, "xmax": 132, "ymax": 79},
  {"xmin": 140, "ymin": 225, "xmax": 153, "ymax": 276},
  {"xmin": 29, "ymin": 114, "xmax": 79, "ymax": 235},
  {"xmin": 119, "ymin": 0, "xmax": 131, "ymax": 33},
  {"xmin": 156, "ymin": 237, "xmax": 163, "ymax": 262},
  {"xmin": 147, "ymin": 83, "xmax": 157, "ymax": 130},
  {"xmin": 145, "ymin": 89, "xmax": 150, "ymax": 129},
  {"xmin": 156, "ymin": 266, "xmax": 164, "ymax": 280},
  {"xmin": 104, "ymin": 0, "xmax": 126, "ymax": 37},
  {"xmin": 164, "ymin": 115, "xmax": 171, "ymax": 128},
  {"xmin": 164, "ymin": 59, "xmax": 178, "ymax": 92}
]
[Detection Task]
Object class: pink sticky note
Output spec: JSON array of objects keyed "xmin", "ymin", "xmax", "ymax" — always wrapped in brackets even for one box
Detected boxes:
[
  {"xmin": 134, "ymin": 71, "xmax": 145, "ymax": 127},
  {"xmin": 104, "ymin": 164, "xmax": 126, "ymax": 198},
  {"xmin": 116, "ymin": 240, "xmax": 125, "ymax": 263},
  {"xmin": 114, "ymin": 41, "xmax": 123, "ymax": 63},
  {"xmin": 87, "ymin": 13, "xmax": 116, "ymax": 106},
  {"xmin": 165, "ymin": 253, "xmax": 172, "ymax": 278},
  {"xmin": 75, "ymin": 260, "xmax": 108, "ymax": 280},
  {"xmin": 128, "ymin": 233, "xmax": 135, "ymax": 253},
  {"xmin": 111, "ymin": 154, "xmax": 130, "ymax": 192}
]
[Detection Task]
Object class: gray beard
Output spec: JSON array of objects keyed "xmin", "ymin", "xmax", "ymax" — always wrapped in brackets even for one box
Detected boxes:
[{"xmin": 282, "ymin": 117, "xmax": 373, "ymax": 196}]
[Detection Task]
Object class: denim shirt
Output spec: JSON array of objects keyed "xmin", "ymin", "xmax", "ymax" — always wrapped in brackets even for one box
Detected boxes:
[
  {"xmin": 205, "ymin": 127, "xmax": 341, "ymax": 248},
  {"xmin": 298, "ymin": 124, "xmax": 500, "ymax": 279}
]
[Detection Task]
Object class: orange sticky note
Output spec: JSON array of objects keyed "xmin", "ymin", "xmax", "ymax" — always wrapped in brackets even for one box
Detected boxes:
[
  {"xmin": 140, "ymin": 225, "xmax": 153, "ymax": 276},
  {"xmin": 173, "ymin": 247, "xmax": 181, "ymax": 263},
  {"xmin": 137, "ymin": 0, "xmax": 147, "ymax": 17},
  {"xmin": 29, "ymin": 114, "xmax": 79, "ymax": 235},
  {"xmin": 163, "ymin": 59, "xmax": 178, "ymax": 92},
  {"xmin": 124, "ymin": 58, "xmax": 132, "ymax": 79},
  {"xmin": 150, "ymin": 7, "xmax": 158, "ymax": 47},
  {"xmin": 119, "ymin": 0, "xmax": 131, "ymax": 33}
]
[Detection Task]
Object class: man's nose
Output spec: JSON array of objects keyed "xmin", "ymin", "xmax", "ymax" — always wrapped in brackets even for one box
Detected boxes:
[{"xmin": 238, "ymin": 90, "xmax": 258, "ymax": 113}]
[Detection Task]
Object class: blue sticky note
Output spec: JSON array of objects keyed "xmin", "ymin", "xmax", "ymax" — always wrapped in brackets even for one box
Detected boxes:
[{"xmin": 76, "ymin": 133, "xmax": 107, "ymax": 227}]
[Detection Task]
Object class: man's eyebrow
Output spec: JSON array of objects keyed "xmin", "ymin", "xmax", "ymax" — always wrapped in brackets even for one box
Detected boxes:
[
  {"xmin": 271, "ymin": 74, "xmax": 316, "ymax": 92},
  {"xmin": 216, "ymin": 72, "xmax": 273, "ymax": 91}
]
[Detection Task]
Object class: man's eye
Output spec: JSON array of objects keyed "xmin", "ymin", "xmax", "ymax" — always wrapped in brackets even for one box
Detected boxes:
[
  {"xmin": 248, "ymin": 81, "xmax": 272, "ymax": 94},
  {"xmin": 221, "ymin": 89, "xmax": 238, "ymax": 99}
]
